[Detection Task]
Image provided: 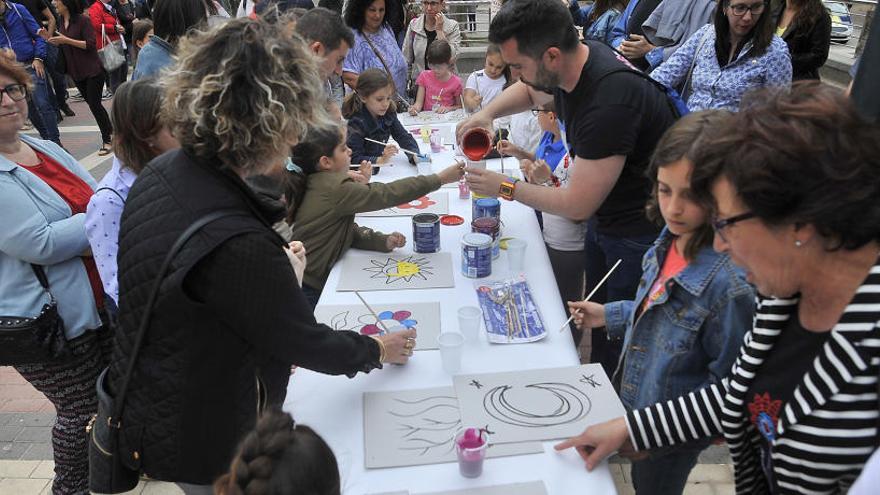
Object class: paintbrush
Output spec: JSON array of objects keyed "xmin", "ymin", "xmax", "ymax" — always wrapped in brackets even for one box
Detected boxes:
[
  {"xmin": 558, "ymin": 259, "xmax": 623, "ymax": 333},
  {"xmin": 355, "ymin": 291, "xmax": 391, "ymax": 335},
  {"xmin": 497, "ymin": 128, "xmax": 505, "ymax": 174},
  {"xmin": 363, "ymin": 137, "xmax": 432, "ymax": 163}
]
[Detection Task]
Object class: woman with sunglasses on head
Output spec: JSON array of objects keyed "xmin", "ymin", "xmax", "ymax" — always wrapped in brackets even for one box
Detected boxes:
[
  {"xmin": 556, "ymin": 82, "xmax": 880, "ymax": 494},
  {"xmin": 402, "ymin": 0, "xmax": 461, "ymax": 96},
  {"xmin": 650, "ymin": 0, "xmax": 792, "ymax": 111},
  {"xmin": 0, "ymin": 53, "xmax": 110, "ymax": 494}
]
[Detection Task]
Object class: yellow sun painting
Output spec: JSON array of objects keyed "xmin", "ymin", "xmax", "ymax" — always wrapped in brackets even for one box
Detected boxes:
[{"xmin": 364, "ymin": 256, "xmax": 436, "ymax": 284}]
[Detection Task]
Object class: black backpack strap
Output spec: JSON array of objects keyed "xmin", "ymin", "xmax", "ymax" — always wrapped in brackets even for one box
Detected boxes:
[
  {"xmin": 94, "ymin": 186, "xmax": 126, "ymax": 204},
  {"xmin": 109, "ymin": 208, "xmax": 242, "ymax": 426}
]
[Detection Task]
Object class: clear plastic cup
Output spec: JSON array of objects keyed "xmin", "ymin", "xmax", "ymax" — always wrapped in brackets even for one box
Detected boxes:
[
  {"xmin": 457, "ymin": 306, "xmax": 482, "ymax": 342},
  {"xmin": 437, "ymin": 332, "xmax": 464, "ymax": 374},
  {"xmin": 506, "ymin": 239, "xmax": 527, "ymax": 273},
  {"xmin": 454, "ymin": 427, "xmax": 488, "ymax": 478}
]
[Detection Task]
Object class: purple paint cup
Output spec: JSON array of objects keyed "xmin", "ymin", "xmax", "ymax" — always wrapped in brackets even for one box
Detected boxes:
[{"xmin": 454, "ymin": 427, "xmax": 488, "ymax": 478}]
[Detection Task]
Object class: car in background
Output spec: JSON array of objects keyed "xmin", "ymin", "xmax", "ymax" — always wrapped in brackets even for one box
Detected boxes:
[{"xmin": 823, "ymin": 1, "xmax": 854, "ymax": 43}]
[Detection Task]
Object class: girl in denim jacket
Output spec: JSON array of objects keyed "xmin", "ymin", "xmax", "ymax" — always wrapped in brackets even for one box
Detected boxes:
[{"xmin": 569, "ymin": 111, "xmax": 755, "ymax": 495}]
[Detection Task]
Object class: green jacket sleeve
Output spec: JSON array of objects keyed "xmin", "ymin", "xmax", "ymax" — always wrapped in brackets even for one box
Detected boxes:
[
  {"xmin": 332, "ymin": 173, "xmax": 442, "ymax": 216},
  {"xmin": 351, "ymin": 223, "xmax": 392, "ymax": 252}
]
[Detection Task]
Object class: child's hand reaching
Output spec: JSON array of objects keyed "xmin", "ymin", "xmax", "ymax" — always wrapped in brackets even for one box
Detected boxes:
[
  {"xmin": 523, "ymin": 159, "xmax": 553, "ymax": 185},
  {"xmin": 357, "ymin": 160, "xmax": 372, "ymax": 182},
  {"xmin": 436, "ymin": 106, "xmax": 451, "ymax": 114},
  {"xmin": 385, "ymin": 232, "xmax": 406, "ymax": 250},
  {"xmin": 496, "ymin": 139, "xmax": 521, "ymax": 157},
  {"xmin": 566, "ymin": 300, "xmax": 606, "ymax": 329},
  {"xmin": 378, "ymin": 144, "xmax": 399, "ymax": 164},
  {"xmin": 437, "ymin": 160, "xmax": 465, "ymax": 184},
  {"xmin": 409, "ymin": 106, "xmax": 419, "ymax": 116}
]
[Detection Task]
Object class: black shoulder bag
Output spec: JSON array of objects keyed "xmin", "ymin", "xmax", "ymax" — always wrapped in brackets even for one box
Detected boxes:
[
  {"xmin": 88, "ymin": 209, "xmax": 240, "ymax": 493},
  {"xmin": 0, "ymin": 265, "xmax": 69, "ymax": 365}
]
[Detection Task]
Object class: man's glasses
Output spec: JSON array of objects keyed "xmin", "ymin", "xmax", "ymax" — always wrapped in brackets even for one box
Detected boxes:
[
  {"xmin": 530, "ymin": 109, "xmax": 551, "ymax": 116},
  {"xmin": 728, "ymin": 2, "xmax": 766, "ymax": 16},
  {"xmin": 712, "ymin": 212, "xmax": 756, "ymax": 242},
  {"xmin": 422, "ymin": 0, "xmax": 442, "ymax": 6},
  {"xmin": 0, "ymin": 84, "xmax": 27, "ymax": 102}
]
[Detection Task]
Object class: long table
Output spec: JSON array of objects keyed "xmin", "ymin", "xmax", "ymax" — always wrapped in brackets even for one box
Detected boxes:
[{"xmin": 285, "ymin": 120, "xmax": 617, "ymax": 494}]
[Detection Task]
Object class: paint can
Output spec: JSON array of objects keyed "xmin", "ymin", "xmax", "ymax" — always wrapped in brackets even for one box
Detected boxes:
[
  {"xmin": 461, "ymin": 233, "xmax": 493, "ymax": 278},
  {"xmin": 471, "ymin": 217, "xmax": 500, "ymax": 259},
  {"xmin": 470, "ymin": 193, "xmax": 487, "ymax": 220},
  {"xmin": 473, "ymin": 198, "xmax": 501, "ymax": 223},
  {"xmin": 413, "ymin": 213, "xmax": 441, "ymax": 253}
]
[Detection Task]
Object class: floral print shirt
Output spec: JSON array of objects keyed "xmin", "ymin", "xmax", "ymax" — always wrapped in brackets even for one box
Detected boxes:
[{"xmin": 651, "ymin": 24, "xmax": 792, "ymax": 111}]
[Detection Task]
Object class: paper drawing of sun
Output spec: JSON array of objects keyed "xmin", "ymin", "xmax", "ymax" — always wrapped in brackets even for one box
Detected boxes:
[
  {"xmin": 364, "ymin": 255, "xmax": 435, "ymax": 284},
  {"xmin": 396, "ymin": 196, "xmax": 436, "ymax": 210}
]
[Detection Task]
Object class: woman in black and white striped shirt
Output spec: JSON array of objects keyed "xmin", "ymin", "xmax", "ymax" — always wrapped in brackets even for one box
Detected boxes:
[{"xmin": 555, "ymin": 82, "xmax": 880, "ymax": 494}]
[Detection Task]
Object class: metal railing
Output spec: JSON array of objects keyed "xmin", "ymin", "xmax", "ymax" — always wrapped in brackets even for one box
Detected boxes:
[
  {"xmin": 408, "ymin": 0, "xmax": 496, "ymax": 46},
  {"xmin": 842, "ymin": 0, "xmax": 877, "ymax": 56}
]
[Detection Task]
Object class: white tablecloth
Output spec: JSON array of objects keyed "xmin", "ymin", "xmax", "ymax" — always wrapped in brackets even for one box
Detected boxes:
[{"xmin": 285, "ymin": 120, "xmax": 618, "ymax": 495}]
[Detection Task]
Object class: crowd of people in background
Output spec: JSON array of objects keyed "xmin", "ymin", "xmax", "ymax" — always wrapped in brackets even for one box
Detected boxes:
[{"xmin": 0, "ymin": 0, "xmax": 877, "ymax": 494}]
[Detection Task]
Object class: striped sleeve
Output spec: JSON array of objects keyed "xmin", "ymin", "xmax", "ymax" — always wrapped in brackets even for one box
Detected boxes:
[{"xmin": 625, "ymin": 381, "xmax": 727, "ymax": 451}]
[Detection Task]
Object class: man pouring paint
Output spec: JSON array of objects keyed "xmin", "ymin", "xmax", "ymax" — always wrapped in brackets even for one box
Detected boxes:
[{"xmin": 455, "ymin": 0, "xmax": 675, "ymax": 375}]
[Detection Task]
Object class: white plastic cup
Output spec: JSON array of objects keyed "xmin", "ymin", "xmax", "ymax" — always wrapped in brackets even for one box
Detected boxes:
[
  {"xmin": 506, "ymin": 239, "xmax": 527, "ymax": 273},
  {"xmin": 437, "ymin": 332, "xmax": 465, "ymax": 374},
  {"xmin": 457, "ymin": 306, "xmax": 482, "ymax": 342}
]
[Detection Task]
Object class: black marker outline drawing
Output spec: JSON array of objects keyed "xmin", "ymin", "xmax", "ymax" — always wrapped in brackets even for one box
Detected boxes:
[
  {"xmin": 482, "ymin": 383, "xmax": 592, "ymax": 428},
  {"xmin": 385, "ymin": 395, "xmax": 461, "ymax": 457},
  {"xmin": 470, "ymin": 380, "xmax": 483, "ymax": 389},
  {"xmin": 580, "ymin": 374, "xmax": 600, "ymax": 388},
  {"xmin": 363, "ymin": 255, "xmax": 436, "ymax": 284}
]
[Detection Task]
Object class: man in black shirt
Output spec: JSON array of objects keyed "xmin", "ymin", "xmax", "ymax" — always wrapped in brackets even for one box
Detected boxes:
[{"xmin": 457, "ymin": 0, "xmax": 676, "ymax": 376}]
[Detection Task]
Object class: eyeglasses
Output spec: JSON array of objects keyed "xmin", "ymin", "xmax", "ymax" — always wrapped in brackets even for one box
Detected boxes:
[
  {"xmin": 530, "ymin": 109, "xmax": 551, "ymax": 116},
  {"xmin": 422, "ymin": 0, "xmax": 442, "ymax": 6},
  {"xmin": 0, "ymin": 84, "xmax": 27, "ymax": 102},
  {"xmin": 712, "ymin": 211, "xmax": 756, "ymax": 242},
  {"xmin": 728, "ymin": 2, "xmax": 766, "ymax": 16}
]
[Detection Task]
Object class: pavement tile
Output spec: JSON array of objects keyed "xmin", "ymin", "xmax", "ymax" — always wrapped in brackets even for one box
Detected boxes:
[
  {"xmin": 698, "ymin": 444, "xmax": 732, "ymax": 464},
  {"xmin": 0, "ymin": 385, "xmax": 43, "ymax": 400},
  {"xmin": 29, "ymin": 460, "xmax": 54, "ymax": 479},
  {"xmin": 141, "ymin": 481, "xmax": 185, "ymax": 494},
  {"xmin": 613, "ymin": 477, "xmax": 636, "ymax": 495},
  {"xmin": 0, "ymin": 459, "xmax": 39, "ymax": 477},
  {"xmin": 0, "ymin": 369, "xmax": 26, "ymax": 385},
  {"xmin": 688, "ymin": 464, "xmax": 735, "ymax": 484},
  {"xmin": 0, "ymin": 478, "xmax": 48, "ymax": 495},
  {"xmin": 0, "ymin": 400, "xmax": 46, "ymax": 413},
  {"xmin": 20, "ymin": 443, "xmax": 53, "ymax": 461},
  {"xmin": 0, "ymin": 428, "xmax": 21, "ymax": 443},
  {"xmin": 682, "ymin": 483, "xmax": 715, "ymax": 495},
  {"xmin": 36, "ymin": 403, "xmax": 56, "ymax": 414},
  {"xmin": 0, "ymin": 443, "xmax": 29, "ymax": 460},
  {"xmin": 10, "ymin": 414, "xmax": 55, "ymax": 428},
  {"xmin": 14, "ymin": 428, "xmax": 51, "ymax": 443}
]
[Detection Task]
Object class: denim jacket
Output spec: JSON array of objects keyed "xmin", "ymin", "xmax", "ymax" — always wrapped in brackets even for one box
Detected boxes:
[
  {"xmin": 132, "ymin": 35, "xmax": 173, "ymax": 81},
  {"xmin": 346, "ymin": 105, "xmax": 419, "ymax": 165},
  {"xmin": 604, "ymin": 228, "xmax": 754, "ymax": 412}
]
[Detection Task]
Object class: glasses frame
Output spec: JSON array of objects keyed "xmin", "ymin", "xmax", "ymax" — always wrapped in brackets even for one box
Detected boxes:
[
  {"xmin": 0, "ymin": 83, "xmax": 27, "ymax": 102},
  {"xmin": 728, "ymin": 1, "xmax": 766, "ymax": 16},
  {"xmin": 712, "ymin": 211, "xmax": 756, "ymax": 241},
  {"xmin": 530, "ymin": 109, "xmax": 551, "ymax": 116}
]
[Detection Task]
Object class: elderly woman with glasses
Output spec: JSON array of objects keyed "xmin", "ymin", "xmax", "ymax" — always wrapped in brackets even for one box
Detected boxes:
[
  {"xmin": 556, "ymin": 82, "xmax": 880, "ymax": 493},
  {"xmin": 402, "ymin": 0, "xmax": 461, "ymax": 95},
  {"xmin": 650, "ymin": 0, "xmax": 792, "ymax": 111},
  {"xmin": 0, "ymin": 54, "xmax": 110, "ymax": 494}
]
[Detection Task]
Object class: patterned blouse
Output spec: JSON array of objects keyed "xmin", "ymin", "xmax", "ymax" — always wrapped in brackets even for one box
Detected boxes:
[
  {"xmin": 651, "ymin": 24, "xmax": 792, "ymax": 112},
  {"xmin": 343, "ymin": 24, "xmax": 409, "ymax": 99}
]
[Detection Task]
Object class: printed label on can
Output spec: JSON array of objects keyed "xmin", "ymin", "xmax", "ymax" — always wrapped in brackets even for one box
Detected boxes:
[
  {"xmin": 461, "ymin": 233, "xmax": 493, "ymax": 278},
  {"xmin": 413, "ymin": 213, "xmax": 440, "ymax": 253},
  {"xmin": 471, "ymin": 217, "xmax": 501, "ymax": 259},
  {"xmin": 473, "ymin": 198, "xmax": 501, "ymax": 222}
]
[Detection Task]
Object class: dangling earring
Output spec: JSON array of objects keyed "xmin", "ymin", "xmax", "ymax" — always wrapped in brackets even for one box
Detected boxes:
[{"xmin": 794, "ymin": 240, "xmax": 803, "ymax": 247}]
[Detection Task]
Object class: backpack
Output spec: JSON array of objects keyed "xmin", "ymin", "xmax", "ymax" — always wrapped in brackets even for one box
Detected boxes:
[{"xmin": 595, "ymin": 67, "xmax": 690, "ymax": 118}]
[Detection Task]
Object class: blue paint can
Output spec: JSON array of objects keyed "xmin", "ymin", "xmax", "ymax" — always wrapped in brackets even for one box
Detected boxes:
[
  {"xmin": 473, "ymin": 197, "xmax": 501, "ymax": 222},
  {"xmin": 461, "ymin": 233, "xmax": 493, "ymax": 278},
  {"xmin": 413, "ymin": 213, "xmax": 441, "ymax": 253},
  {"xmin": 471, "ymin": 217, "xmax": 500, "ymax": 259}
]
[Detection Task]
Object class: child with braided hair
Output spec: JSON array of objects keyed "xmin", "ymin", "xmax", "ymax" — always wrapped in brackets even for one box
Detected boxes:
[{"xmin": 214, "ymin": 410, "xmax": 340, "ymax": 495}]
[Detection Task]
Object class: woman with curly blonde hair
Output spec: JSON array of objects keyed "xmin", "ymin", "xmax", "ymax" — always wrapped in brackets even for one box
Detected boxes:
[{"xmin": 105, "ymin": 18, "xmax": 418, "ymax": 492}]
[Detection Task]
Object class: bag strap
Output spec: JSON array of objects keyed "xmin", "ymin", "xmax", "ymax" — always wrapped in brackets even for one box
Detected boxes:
[
  {"xmin": 94, "ymin": 186, "xmax": 126, "ymax": 204},
  {"xmin": 30, "ymin": 264, "xmax": 50, "ymax": 290},
  {"xmin": 109, "ymin": 208, "xmax": 242, "ymax": 426},
  {"xmin": 361, "ymin": 28, "xmax": 405, "ymax": 101},
  {"xmin": 681, "ymin": 28, "xmax": 712, "ymax": 98}
]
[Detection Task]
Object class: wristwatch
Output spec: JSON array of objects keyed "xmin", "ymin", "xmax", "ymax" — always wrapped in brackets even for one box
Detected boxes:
[{"xmin": 499, "ymin": 176, "xmax": 520, "ymax": 201}]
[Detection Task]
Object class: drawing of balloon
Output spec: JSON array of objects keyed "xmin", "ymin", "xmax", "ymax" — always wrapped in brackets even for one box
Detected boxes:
[
  {"xmin": 482, "ymin": 383, "xmax": 592, "ymax": 428},
  {"xmin": 360, "ymin": 310, "xmax": 418, "ymax": 335}
]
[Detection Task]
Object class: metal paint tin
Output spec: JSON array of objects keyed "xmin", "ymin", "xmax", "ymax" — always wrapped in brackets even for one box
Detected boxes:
[
  {"xmin": 471, "ymin": 217, "xmax": 500, "ymax": 259},
  {"xmin": 473, "ymin": 198, "xmax": 501, "ymax": 223},
  {"xmin": 461, "ymin": 233, "xmax": 493, "ymax": 278},
  {"xmin": 413, "ymin": 213, "xmax": 441, "ymax": 253}
]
